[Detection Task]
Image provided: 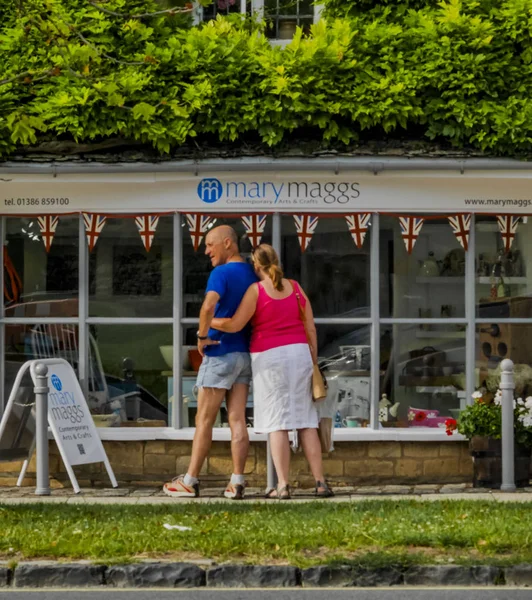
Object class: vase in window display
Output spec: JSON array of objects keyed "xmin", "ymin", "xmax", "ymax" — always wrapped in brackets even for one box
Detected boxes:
[
  {"xmin": 278, "ymin": 20, "xmax": 297, "ymax": 39},
  {"xmin": 418, "ymin": 252, "xmax": 440, "ymax": 277},
  {"xmin": 379, "ymin": 393, "xmax": 400, "ymax": 424}
]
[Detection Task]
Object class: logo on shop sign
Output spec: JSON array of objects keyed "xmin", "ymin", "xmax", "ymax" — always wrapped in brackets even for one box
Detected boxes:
[
  {"xmin": 51, "ymin": 374, "xmax": 62, "ymax": 391},
  {"xmin": 198, "ymin": 178, "xmax": 223, "ymax": 203}
]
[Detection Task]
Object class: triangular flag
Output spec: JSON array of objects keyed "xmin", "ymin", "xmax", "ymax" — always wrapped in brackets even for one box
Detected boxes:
[
  {"xmin": 448, "ymin": 214, "xmax": 471, "ymax": 251},
  {"xmin": 241, "ymin": 215, "xmax": 267, "ymax": 248},
  {"xmin": 135, "ymin": 215, "xmax": 160, "ymax": 252},
  {"xmin": 293, "ymin": 215, "xmax": 319, "ymax": 252},
  {"xmin": 398, "ymin": 216, "xmax": 424, "ymax": 254},
  {"xmin": 497, "ymin": 215, "xmax": 521, "ymax": 252},
  {"xmin": 186, "ymin": 214, "xmax": 213, "ymax": 251},
  {"xmin": 345, "ymin": 214, "xmax": 371, "ymax": 249},
  {"xmin": 83, "ymin": 213, "xmax": 107, "ymax": 252},
  {"xmin": 37, "ymin": 216, "xmax": 59, "ymax": 252}
]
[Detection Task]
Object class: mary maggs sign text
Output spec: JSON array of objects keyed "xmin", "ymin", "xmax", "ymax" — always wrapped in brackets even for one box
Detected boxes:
[{"xmin": 1, "ymin": 172, "xmax": 532, "ymax": 213}]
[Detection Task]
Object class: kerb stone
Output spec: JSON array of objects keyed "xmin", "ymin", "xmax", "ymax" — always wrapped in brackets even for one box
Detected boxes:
[
  {"xmin": 13, "ymin": 562, "xmax": 105, "ymax": 587},
  {"xmin": 106, "ymin": 563, "xmax": 205, "ymax": 588},
  {"xmin": 505, "ymin": 564, "xmax": 532, "ymax": 586},
  {"xmin": 207, "ymin": 565, "xmax": 299, "ymax": 587}
]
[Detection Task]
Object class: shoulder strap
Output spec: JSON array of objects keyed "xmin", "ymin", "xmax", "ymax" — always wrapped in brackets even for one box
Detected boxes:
[{"xmin": 290, "ymin": 280, "xmax": 314, "ymax": 361}]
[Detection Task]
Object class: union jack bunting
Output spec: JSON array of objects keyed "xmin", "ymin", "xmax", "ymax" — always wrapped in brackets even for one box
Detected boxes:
[
  {"xmin": 135, "ymin": 215, "xmax": 160, "ymax": 252},
  {"xmin": 293, "ymin": 215, "xmax": 319, "ymax": 252},
  {"xmin": 448, "ymin": 214, "xmax": 472, "ymax": 251},
  {"xmin": 399, "ymin": 216, "xmax": 424, "ymax": 254},
  {"xmin": 186, "ymin": 214, "xmax": 213, "ymax": 251},
  {"xmin": 37, "ymin": 215, "xmax": 59, "ymax": 252},
  {"xmin": 83, "ymin": 213, "xmax": 107, "ymax": 252},
  {"xmin": 241, "ymin": 215, "xmax": 267, "ymax": 248},
  {"xmin": 345, "ymin": 214, "xmax": 371, "ymax": 249},
  {"xmin": 497, "ymin": 215, "xmax": 521, "ymax": 252}
]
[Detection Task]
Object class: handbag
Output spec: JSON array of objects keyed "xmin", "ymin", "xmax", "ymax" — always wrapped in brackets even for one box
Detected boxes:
[{"xmin": 291, "ymin": 280, "xmax": 328, "ymax": 403}]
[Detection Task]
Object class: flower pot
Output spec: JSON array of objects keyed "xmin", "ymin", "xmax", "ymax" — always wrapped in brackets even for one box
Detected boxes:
[
  {"xmin": 278, "ymin": 20, "xmax": 297, "ymax": 40},
  {"xmin": 469, "ymin": 436, "xmax": 531, "ymax": 488}
]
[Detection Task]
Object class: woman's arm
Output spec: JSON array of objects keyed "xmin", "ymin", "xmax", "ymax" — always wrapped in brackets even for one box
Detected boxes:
[
  {"xmin": 211, "ymin": 283, "xmax": 259, "ymax": 333},
  {"xmin": 300, "ymin": 286, "xmax": 318, "ymax": 363}
]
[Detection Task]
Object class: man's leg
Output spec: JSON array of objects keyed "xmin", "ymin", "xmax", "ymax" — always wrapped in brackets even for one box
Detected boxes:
[
  {"xmin": 163, "ymin": 385, "xmax": 225, "ymax": 498},
  {"xmin": 188, "ymin": 386, "xmax": 227, "ymax": 478}
]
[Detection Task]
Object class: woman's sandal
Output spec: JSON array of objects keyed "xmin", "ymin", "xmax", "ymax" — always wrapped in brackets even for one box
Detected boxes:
[
  {"xmin": 315, "ymin": 480, "xmax": 335, "ymax": 498},
  {"xmin": 264, "ymin": 485, "xmax": 291, "ymax": 500}
]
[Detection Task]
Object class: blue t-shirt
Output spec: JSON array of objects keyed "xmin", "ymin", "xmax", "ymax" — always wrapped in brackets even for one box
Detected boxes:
[{"xmin": 205, "ymin": 261, "xmax": 259, "ymax": 356}]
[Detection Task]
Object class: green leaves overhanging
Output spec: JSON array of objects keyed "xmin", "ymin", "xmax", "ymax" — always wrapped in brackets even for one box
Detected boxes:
[{"xmin": 2, "ymin": 0, "xmax": 532, "ymax": 157}]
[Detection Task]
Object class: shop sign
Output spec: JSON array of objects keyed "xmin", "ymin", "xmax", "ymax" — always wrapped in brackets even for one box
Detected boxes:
[
  {"xmin": 45, "ymin": 362, "xmax": 107, "ymax": 467},
  {"xmin": 2, "ymin": 171, "xmax": 532, "ymax": 213}
]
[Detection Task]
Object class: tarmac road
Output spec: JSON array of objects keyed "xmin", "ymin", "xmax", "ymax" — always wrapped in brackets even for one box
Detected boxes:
[{"xmin": 0, "ymin": 589, "xmax": 531, "ymax": 599}]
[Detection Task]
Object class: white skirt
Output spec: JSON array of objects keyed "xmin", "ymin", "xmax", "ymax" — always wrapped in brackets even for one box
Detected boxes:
[{"xmin": 251, "ymin": 343, "xmax": 319, "ymax": 434}]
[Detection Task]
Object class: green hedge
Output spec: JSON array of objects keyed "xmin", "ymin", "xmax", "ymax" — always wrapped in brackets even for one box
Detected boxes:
[{"xmin": 2, "ymin": 0, "xmax": 532, "ymax": 157}]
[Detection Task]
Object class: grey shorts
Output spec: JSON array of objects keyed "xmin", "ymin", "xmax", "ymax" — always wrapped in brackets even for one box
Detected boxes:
[{"xmin": 196, "ymin": 352, "xmax": 252, "ymax": 389}]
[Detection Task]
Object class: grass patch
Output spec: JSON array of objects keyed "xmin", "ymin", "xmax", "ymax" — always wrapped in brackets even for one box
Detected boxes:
[{"xmin": 1, "ymin": 500, "xmax": 532, "ymax": 567}]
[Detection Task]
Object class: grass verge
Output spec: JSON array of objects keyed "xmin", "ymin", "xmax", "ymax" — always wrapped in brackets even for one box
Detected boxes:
[{"xmin": 1, "ymin": 499, "xmax": 532, "ymax": 567}]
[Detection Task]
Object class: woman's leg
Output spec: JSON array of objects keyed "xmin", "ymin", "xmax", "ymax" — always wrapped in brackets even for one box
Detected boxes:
[
  {"xmin": 298, "ymin": 428, "xmax": 326, "ymax": 486},
  {"xmin": 269, "ymin": 430, "xmax": 291, "ymax": 489}
]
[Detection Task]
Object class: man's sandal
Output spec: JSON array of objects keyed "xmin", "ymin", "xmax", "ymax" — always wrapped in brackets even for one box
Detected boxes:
[{"xmin": 315, "ymin": 480, "xmax": 335, "ymax": 498}]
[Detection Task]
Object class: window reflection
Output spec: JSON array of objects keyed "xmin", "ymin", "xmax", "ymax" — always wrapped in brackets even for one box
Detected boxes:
[
  {"xmin": 282, "ymin": 216, "xmax": 370, "ymax": 318},
  {"xmin": 89, "ymin": 325, "xmax": 172, "ymax": 427},
  {"xmin": 5, "ymin": 217, "xmax": 79, "ymax": 318},
  {"xmin": 89, "ymin": 217, "xmax": 173, "ymax": 318},
  {"xmin": 380, "ymin": 216, "xmax": 465, "ymax": 319},
  {"xmin": 381, "ymin": 325, "xmax": 466, "ymax": 427}
]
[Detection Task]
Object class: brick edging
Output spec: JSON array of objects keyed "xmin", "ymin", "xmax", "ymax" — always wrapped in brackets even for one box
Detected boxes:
[{"xmin": 2, "ymin": 562, "xmax": 532, "ymax": 588}]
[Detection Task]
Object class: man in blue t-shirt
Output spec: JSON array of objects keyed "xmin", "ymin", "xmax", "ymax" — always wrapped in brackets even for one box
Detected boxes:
[{"xmin": 163, "ymin": 225, "xmax": 258, "ymax": 500}]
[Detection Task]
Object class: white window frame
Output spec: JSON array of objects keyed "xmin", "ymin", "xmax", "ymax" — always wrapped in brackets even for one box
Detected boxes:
[{"xmin": 194, "ymin": 1, "xmax": 323, "ymax": 40}]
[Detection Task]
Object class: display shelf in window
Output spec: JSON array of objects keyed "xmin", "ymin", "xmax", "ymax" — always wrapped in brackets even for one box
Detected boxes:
[
  {"xmin": 415, "ymin": 277, "xmax": 463, "ymax": 284},
  {"xmin": 415, "ymin": 331, "xmax": 466, "ymax": 339}
]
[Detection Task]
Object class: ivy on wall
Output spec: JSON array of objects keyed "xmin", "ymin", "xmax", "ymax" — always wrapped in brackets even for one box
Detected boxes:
[{"xmin": 2, "ymin": 0, "xmax": 532, "ymax": 158}]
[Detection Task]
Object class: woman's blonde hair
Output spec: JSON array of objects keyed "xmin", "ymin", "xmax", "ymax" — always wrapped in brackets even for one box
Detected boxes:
[{"xmin": 253, "ymin": 244, "xmax": 284, "ymax": 291}]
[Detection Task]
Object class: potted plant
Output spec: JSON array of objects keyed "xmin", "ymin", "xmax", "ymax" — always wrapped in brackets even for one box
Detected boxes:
[{"xmin": 446, "ymin": 389, "xmax": 532, "ymax": 488}]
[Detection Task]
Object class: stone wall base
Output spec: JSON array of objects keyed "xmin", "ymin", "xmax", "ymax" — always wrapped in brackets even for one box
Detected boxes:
[{"xmin": 0, "ymin": 440, "xmax": 474, "ymax": 488}]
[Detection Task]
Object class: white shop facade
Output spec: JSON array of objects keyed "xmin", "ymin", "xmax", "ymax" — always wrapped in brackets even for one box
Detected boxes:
[{"xmin": 1, "ymin": 156, "xmax": 531, "ymax": 454}]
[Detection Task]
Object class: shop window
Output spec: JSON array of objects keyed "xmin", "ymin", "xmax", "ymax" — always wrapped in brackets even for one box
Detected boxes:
[
  {"xmin": 475, "ymin": 322, "xmax": 532, "ymax": 399},
  {"xmin": 89, "ymin": 217, "xmax": 173, "ymax": 318},
  {"xmin": 475, "ymin": 216, "xmax": 532, "ymax": 317},
  {"xmin": 380, "ymin": 324, "xmax": 466, "ymax": 428},
  {"xmin": 182, "ymin": 216, "xmax": 272, "ymax": 319},
  {"xmin": 317, "ymin": 324, "xmax": 372, "ymax": 428},
  {"xmin": 281, "ymin": 215, "xmax": 370, "ymax": 318},
  {"xmin": 89, "ymin": 324, "xmax": 172, "ymax": 427},
  {"xmin": 379, "ymin": 216, "xmax": 466, "ymax": 319},
  {"xmin": 4, "ymin": 217, "xmax": 79, "ymax": 318}
]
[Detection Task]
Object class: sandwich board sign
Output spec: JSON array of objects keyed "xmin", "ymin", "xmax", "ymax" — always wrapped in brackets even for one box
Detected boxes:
[{"xmin": 0, "ymin": 358, "xmax": 117, "ymax": 493}]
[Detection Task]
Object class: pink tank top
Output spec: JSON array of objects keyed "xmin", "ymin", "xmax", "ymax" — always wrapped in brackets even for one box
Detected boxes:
[{"xmin": 249, "ymin": 280, "xmax": 308, "ymax": 353}]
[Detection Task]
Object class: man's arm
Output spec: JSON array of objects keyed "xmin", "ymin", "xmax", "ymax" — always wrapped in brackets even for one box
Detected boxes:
[{"xmin": 197, "ymin": 291, "xmax": 220, "ymax": 357}]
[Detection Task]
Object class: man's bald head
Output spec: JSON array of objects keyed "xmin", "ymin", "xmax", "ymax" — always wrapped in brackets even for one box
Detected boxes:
[
  {"xmin": 207, "ymin": 225, "xmax": 238, "ymax": 247},
  {"xmin": 204, "ymin": 225, "xmax": 240, "ymax": 267}
]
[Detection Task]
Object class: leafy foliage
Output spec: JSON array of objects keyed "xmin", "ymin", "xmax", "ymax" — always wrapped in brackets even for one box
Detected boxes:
[{"xmin": 3, "ymin": 0, "xmax": 532, "ymax": 156}]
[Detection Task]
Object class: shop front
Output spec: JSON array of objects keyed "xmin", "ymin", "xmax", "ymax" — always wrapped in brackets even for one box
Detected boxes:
[{"xmin": 1, "ymin": 157, "xmax": 531, "ymax": 487}]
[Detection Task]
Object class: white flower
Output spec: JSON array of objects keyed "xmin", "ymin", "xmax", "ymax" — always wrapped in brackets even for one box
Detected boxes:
[
  {"xmin": 472, "ymin": 391, "xmax": 483, "ymax": 399},
  {"xmin": 525, "ymin": 397, "xmax": 532, "ymax": 409},
  {"xmin": 518, "ymin": 398, "xmax": 525, "ymax": 406},
  {"xmin": 494, "ymin": 395, "xmax": 501, "ymax": 406}
]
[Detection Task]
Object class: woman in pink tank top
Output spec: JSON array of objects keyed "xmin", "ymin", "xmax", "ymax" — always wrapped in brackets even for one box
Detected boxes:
[{"xmin": 212, "ymin": 244, "xmax": 334, "ymax": 500}]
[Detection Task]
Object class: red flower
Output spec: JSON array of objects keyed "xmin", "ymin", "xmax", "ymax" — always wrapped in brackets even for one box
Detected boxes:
[
  {"xmin": 445, "ymin": 418, "xmax": 458, "ymax": 436},
  {"xmin": 414, "ymin": 411, "xmax": 426, "ymax": 422}
]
